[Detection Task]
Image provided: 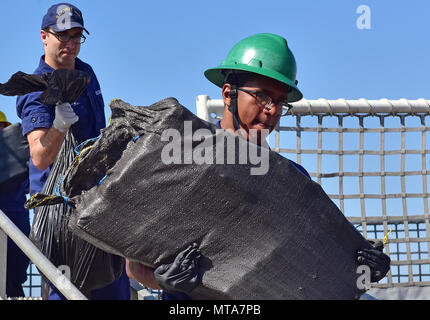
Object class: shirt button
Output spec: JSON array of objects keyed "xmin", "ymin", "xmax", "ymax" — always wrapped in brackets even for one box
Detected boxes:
[{"xmin": 31, "ymin": 117, "xmax": 36, "ymax": 123}]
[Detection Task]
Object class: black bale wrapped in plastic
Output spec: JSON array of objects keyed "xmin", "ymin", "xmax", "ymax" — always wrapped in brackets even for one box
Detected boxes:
[
  {"xmin": 0, "ymin": 123, "xmax": 29, "ymax": 192},
  {"xmin": 31, "ymin": 98, "xmax": 371, "ymax": 300}
]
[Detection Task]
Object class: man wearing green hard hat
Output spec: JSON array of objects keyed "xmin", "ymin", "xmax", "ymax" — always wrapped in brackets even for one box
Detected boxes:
[
  {"xmin": 206, "ymin": 32, "xmax": 390, "ymax": 299},
  {"xmin": 205, "ymin": 32, "xmax": 302, "ymax": 147},
  {"xmin": 126, "ymin": 33, "xmax": 390, "ymax": 300}
]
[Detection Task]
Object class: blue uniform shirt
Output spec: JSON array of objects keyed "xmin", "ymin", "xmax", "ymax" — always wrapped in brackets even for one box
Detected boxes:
[{"xmin": 16, "ymin": 55, "xmax": 106, "ymax": 196}]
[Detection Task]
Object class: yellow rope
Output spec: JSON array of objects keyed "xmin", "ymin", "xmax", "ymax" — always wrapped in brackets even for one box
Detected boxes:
[
  {"xmin": 383, "ymin": 228, "xmax": 393, "ymax": 246},
  {"xmin": 26, "ymin": 193, "xmax": 59, "ymax": 209},
  {"xmin": 108, "ymin": 99, "xmax": 121, "ymax": 126},
  {"xmin": 75, "ymin": 145, "xmax": 94, "ymax": 165}
]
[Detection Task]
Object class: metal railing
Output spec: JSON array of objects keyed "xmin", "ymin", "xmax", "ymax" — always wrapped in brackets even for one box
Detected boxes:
[
  {"xmin": 196, "ymin": 96, "xmax": 430, "ymax": 121},
  {"xmin": 196, "ymin": 95, "xmax": 430, "ymax": 292},
  {"xmin": 0, "ymin": 209, "xmax": 87, "ymax": 300}
]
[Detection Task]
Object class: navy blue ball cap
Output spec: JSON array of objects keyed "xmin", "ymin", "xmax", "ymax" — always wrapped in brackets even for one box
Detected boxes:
[{"xmin": 41, "ymin": 3, "xmax": 89, "ymax": 34}]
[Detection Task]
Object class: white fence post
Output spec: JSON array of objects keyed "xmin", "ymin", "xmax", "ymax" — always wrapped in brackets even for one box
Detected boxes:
[
  {"xmin": 196, "ymin": 95, "xmax": 225, "ymax": 124},
  {"xmin": 196, "ymin": 95, "xmax": 210, "ymax": 122}
]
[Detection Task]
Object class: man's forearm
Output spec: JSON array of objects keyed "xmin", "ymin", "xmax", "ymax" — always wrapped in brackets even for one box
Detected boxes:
[
  {"xmin": 126, "ymin": 259, "xmax": 161, "ymax": 290},
  {"xmin": 27, "ymin": 126, "xmax": 67, "ymax": 171}
]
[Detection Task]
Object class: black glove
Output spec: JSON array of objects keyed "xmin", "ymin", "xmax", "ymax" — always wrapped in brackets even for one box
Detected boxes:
[
  {"xmin": 357, "ymin": 240, "xmax": 390, "ymax": 282},
  {"xmin": 154, "ymin": 242, "xmax": 202, "ymax": 294}
]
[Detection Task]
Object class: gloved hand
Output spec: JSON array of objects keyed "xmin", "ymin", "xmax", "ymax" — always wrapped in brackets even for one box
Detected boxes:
[
  {"xmin": 154, "ymin": 242, "xmax": 202, "ymax": 294},
  {"xmin": 53, "ymin": 102, "xmax": 79, "ymax": 132},
  {"xmin": 357, "ymin": 240, "xmax": 390, "ymax": 282}
]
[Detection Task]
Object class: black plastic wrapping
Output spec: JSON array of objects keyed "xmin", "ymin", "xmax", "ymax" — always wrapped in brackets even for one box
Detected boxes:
[
  {"xmin": 0, "ymin": 71, "xmax": 48, "ymax": 96},
  {"xmin": 0, "ymin": 123, "xmax": 29, "ymax": 192},
  {"xmin": 32, "ymin": 98, "xmax": 371, "ymax": 299},
  {"xmin": 0, "ymin": 69, "xmax": 91, "ymax": 104},
  {"xmin": 29, "ymin": 131, "xmax": 124, "ymax": 298}
]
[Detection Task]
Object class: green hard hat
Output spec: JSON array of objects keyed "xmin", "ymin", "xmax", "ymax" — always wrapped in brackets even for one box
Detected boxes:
[{"xmin": 204, "ymin": 33, "xmax": 303, "ymax": 103}]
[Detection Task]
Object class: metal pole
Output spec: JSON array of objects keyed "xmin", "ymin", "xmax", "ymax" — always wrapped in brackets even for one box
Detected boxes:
[
  {"xmin": 196, "ymin": 95, "xmax": 210, "ymax": 122},
  {"xmin": 289, "ymin": 98, "xmax": 430, "ymax": 115},
  {"xmin": 0, "ymin": 228, "xmax": 7, "ymax": 299},
  {"xmin": 196, "ymin": 97, "xmax": 430, "ymax": 116},
  {"xmin": 0, "ymin": 210, "xmax": 87, "ymax": 300}
]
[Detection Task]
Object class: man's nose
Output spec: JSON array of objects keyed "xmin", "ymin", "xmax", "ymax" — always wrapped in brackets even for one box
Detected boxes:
[
  {"xmin": 64, "ymin": 39, "xmax": 78, "ymax": 48},
  {"xmin": 263, "ymin": 104, "xmax": 281, "ymax": 116}
]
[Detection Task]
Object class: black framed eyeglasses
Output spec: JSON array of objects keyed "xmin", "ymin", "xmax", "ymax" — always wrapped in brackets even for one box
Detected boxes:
[
  {"xmin": 237, "ymin": 88, "xmax": 292, "ymax": 116},
  {"xmin": 45, "ymin": 30, "xmax": 86, "ymax": 44}
]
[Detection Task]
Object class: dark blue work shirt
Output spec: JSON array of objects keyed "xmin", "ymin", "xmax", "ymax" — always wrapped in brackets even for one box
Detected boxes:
[{"xmin": 16, "ymin": 56, "xmax": 106, "ymax": 196}]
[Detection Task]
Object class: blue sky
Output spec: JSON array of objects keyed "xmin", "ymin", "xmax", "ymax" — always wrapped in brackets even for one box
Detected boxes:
[
  {"xmin": 1, "ymin": 0, "xmax": 429, "ymax": 217},
  {"xmin": 0, "ymin": 0, "xmax": 429, "ymax": 125}
]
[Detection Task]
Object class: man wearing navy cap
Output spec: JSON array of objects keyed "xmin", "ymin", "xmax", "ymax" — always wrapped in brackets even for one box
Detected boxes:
[{"xmin": 16, "ymin": 3, "xmax": 130, "ymax": 300}]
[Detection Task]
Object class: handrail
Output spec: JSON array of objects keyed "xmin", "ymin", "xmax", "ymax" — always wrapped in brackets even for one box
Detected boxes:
[
  {"xmin": 196, "ymin": 96, "xmax": 430, "ymax": 123},
  {"xmin": 0, "ymin": 209, "xmax": 87, "ymax": 300}
]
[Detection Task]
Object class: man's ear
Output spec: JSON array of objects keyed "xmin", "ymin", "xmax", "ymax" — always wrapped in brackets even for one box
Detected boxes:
[
  {"xmin": 41, "ymin": 30, "xmax": 48, "ymax": 46},
  {"xmin": 222, "ymin": 83, "xmax": 231, "ymax": 108}
]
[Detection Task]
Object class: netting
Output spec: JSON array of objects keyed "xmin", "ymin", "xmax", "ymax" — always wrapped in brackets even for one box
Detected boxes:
[
  {"xmin": 196, "ymin": 96, "xmax": 430, "ymax": 289},
  {"xmin": 23, "ymin": 263, "xmax": 41, "ymax": 297}
]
